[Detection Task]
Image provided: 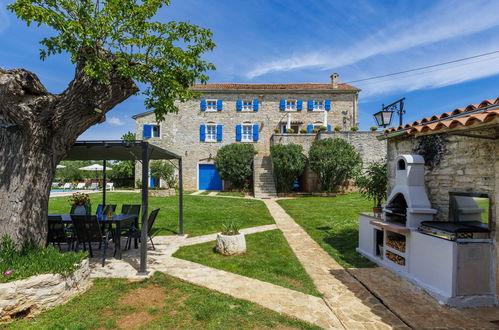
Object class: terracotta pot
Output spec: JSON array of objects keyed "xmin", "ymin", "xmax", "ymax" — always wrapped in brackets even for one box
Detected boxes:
[{"xmin": 373, "ymin": 207, "xmax": 382, "ymax": 214}]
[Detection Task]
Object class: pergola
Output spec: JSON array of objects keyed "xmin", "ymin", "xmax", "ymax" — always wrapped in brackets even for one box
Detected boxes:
[{"xmin": 64, "ymin": 140, "xmax": 184, "ymax": 274}]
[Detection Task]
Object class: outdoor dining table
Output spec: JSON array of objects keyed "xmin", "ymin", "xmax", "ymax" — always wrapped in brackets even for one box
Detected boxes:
[{"xmin": 48, "ymin": 214, "xmax": 137, "ymax": 259}]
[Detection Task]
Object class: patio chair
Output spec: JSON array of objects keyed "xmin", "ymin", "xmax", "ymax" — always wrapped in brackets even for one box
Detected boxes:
[
  {"xmin": 75, "ymin": 182, "xmax": 87, "ymax": 190},
  {"xmin": 47, "ymin": 215, "xmax": 73, "ymax": 251},
  {"xmin": 96, "ymin": 204, "xmax": 117, "ymax": 216},
  {"xmin": 52, "ymin": 182, "xmax": 60, "ymax": 188},
  {"xmin": 62, "ymin": 182, "xmax": 72, "ymax": 189},
  {"xmin": 125, "ymin": 208, "xmax": 160, "ymax": 250},
  {"xmin": 71, "ymin": 215, "xmax": 110, "ymax": 266},
  {"xmin": 120, "ymin": 204, "xmax": 141, "ymax": 241},
  {"xmin": 89, "ymin": 183, "xmax": 99, "ymax": 190},
  {"xmin": 106, "ymin": 182, "xmax": 115, "ymax": 191}
]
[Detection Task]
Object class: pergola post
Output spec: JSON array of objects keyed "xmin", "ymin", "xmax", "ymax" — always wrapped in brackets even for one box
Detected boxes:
[
  {"xmin": 178, "ymin": 158, "xmax": 184, "ymax": 236},
  {"xmin": 102, "ymin": 160, "xmax": 107, "ymax": 207},
  {"xmin": 139, "ymin": 142, "xmax": 149, "ymax": 275}
]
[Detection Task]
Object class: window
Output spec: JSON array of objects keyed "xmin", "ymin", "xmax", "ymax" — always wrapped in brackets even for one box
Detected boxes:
[
  {"xmin": 242, "ymin": 124, "xmax": 253, "ymax": 142},
  {"xmin": 206, "ymin": 100, "xmax": 217, "ymax": 111},
  {"xmin": 286, "ymin": 100, "xmax": 297, "ymax": 110},
  {"xmin": 313, "ymin": 122, "xmax": 323, "ymax": 130},
  {"xmin": 242, "ymin": 100, "xmax": 253, "ymax": 111},
  {"xmin": 152, "ymin": 125, "xmax": 160, "ymax": 137},
  {"xmin": 205, "ymin": 125, "xmax": 217, "ymax": 142},
  {"xmin": 313, "ymin": 100, "xmax": 325, "ymax": 111}
]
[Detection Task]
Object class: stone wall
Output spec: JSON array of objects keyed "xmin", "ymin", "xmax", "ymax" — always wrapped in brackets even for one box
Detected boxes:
[
  {"xmin": 0, "ymin": 259, "xmax": 91, "ymax": 323},
  {"xmin": 135, "ymin": 89, "xmax": 358, "ymax": 190},
  {"xmin": 386, "ymin": 129, "xmax": 498, "ymax": 223}
]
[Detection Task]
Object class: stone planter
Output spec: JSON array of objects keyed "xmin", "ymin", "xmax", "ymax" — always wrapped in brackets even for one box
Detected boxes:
[
  {"xmin": 0, "ymin": 259, "xmax": 91, "ymax": 323},
  {"xmin": 149, "ymin": 188, "xmax": 176, "ymax": 197},
  {"xmin": 215, "ymin": 233, "xmax": 246, "ymax": 256}
]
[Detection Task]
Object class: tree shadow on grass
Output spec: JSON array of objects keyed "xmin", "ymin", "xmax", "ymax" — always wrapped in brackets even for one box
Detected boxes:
[{"xmin": 318, "ymin": 227, "xmax": 376, "ymax": 268}]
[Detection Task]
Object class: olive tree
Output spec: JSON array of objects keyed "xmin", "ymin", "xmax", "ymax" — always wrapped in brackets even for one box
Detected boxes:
[
  {"xmin": 0, "ymin": 0, "xmax": 215, "ymax": 245},
  {"xmin": 214, "ymin": 143, "xmax": 257, "ymax": 190},
  {"xmin": 270, "ymin": 144, "xmax": 306, "ymax": 193},
  {"xmin": 150, "ymin": 160, "xmax": 177, "ymax": 188},
  {"xmin": 308, "ymin": 138, "xmax": 362, "ymax": 192}
]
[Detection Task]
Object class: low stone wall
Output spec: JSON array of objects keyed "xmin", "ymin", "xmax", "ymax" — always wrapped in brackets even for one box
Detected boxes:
[
  {"xmin": 0, "ymin": 259, "xmax": 91, "ymax": 323},
  {"xmin": 149, "ymin": 188, "xmax": 176, "ymax": 197}
]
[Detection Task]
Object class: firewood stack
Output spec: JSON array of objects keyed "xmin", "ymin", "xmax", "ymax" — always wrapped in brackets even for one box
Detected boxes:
[
  {"xmin": 386, "ymin": 251, "xmax": 405, "ymax": 266},
  {"xmin": 386, "ymin": 236, "xmax": 406, "ymax": 252}
]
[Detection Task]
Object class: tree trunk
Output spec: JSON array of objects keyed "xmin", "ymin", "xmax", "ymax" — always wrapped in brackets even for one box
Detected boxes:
[{"xmin": 0, "ymin": 62, "xmax": 138, "ymax": 246}]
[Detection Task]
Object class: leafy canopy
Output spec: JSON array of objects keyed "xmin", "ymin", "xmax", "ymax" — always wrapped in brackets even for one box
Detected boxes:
[
  {"xmin": 270, "ymin": 144, "xmax": 306, "ymax": 193},
  {"xmin": 150, "ymin": 160, "xmax": 177, "ymax": 188},
  {"xmin": 8, "ymin": 0, "xmax": 216, "ymax": 121},
  {"xmin": 308, "ymin": 138, "xmax": 362, "ymax": 192},
  {"xmin": 214, "ymin": 143, "xmax": 257, "ymax": 190},
  {"xmin": 356, "ymin": 160, "xmax": 387, "ymax": 208}
]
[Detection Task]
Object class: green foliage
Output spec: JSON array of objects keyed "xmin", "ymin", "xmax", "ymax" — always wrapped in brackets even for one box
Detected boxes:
[
  {"xmin": 311, "ymin": 128, "xmax": 319, "ymax": 133},
  {"xmin": 308, "ymin": 138, "xmax": 362, "ymax": 192},
  {"xmin": 220, "ymin": 220, "xmax": 240, "ymax": 236},
  {"xmin": 270, "ymin": 144, "xmax": 306, "ymax": 193},
  {"xmin": 356, "ymin": 160, "xmax": 388, "ymax": 208},
  {"xmin": 121, "ymin": 131, "xmax": 135, "ymax": 142},
  {"xmin": 286, "ymin": 128, "xmax": 295, "ymax": 134},
  {"xmin": 370, "ymin": 126, "xmax": 378, "ymax": 131},
  {"xmin": 319, "ymin": 126, "xmax": 327, "ymax": 131},
  {"xmin": 214, "ymin": 143, "xmax": 257, "ymax": 190},
  {"xmin": 0, "ymin": 235, "xmax": 86, "ymax": 283},
  {"xmin": 8, "ymin": 0, "xmax": 216, "ymax": 121},
  {"xmin": 150, "ymin": 160, "xmax": 177, "ymax": 188},
  {"xmin": 299, "ymin": 128, "xmax": 308, "ymax": 134},
  {"xmin": 56, "ymin": 160, "xmax": 98, "ymax": 181},
  {"xmin": 334, "ymin": 126, "xmax": 342, "ymax": 132},
  {"xmin": 350, "ymin": 126, "xmax": 359, "ymax": 131}
]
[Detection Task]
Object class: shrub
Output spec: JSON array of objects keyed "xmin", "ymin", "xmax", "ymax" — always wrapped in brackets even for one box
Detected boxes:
[
  {"xmin": 286, "ymin": 128, "xmax": 295, "ymax": 134},
  {"xmin": 356, "ymin": 160, "xmax": 387, "ymax": 208},
  {"xmin": 274, "ymin": 128, "xmax": 279, "ymax": 133},
  {"xmin": 270, "ymin": 144, "xmax": 306, "ymax": 193},
  {"xmin": 351, "ymin": 126, "xmax": 359, "ymax": 131},
  {"xmin": 319, "ymin": 126, "xmax": 327, "ymax": 131},
  {"xmin": 150, "ymin": 160, "xmax": 177, "ymax": 188},
  {"xmin": 370, "ymin": 126, "xmax": 378, "ymax": 131},
  {"xmin": 214, "ymin": 143, "xmax": 257, "ymax": 190},
  {"xmin": 299, "ymin": 128, "xmax": 308, "ymax": 134},
  {"xmin": 334, "ymin": 126, "xmax": 342, "ymax": 132},
  {"xmin": 308, "ymin": 138, "xmax": 362, "ymax": 192},
  {"xmin": 221, "ymin": 220, "xmax": 240, "ymax": 235},
  {"xmin": 311, "ymin": 128, "xmax": 319, "ymax": 133},
  {"xmin": 0, "ymin": 235, "xmax": 86, "ymax": 283}
]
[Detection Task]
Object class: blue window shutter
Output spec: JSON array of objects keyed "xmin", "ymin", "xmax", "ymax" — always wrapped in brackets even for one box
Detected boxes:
[
  {"xmin": 235, "ymin": 125, "xmax": 242, "ymax": 141},
  {"xmin": 253, "ymin": 99, "xmax": 259, "ymax": 111},
  {"xmin": 279, "ymin": 100, "xmax": 285, "ymax": 111},
  {"xmin": 200, "ymin": 125, "xmax": 206, "ymax": 141},
  {"xmin": 327, "ymin": 125, "xmax": 332, "ymax": 132},
  {"xmin": 216, "ymin": 125, "xmax": 223, "ymax": 141},
  {"xmin": 282, "ymin": 126, "xmax": 286, "ymax": 133},
  {"xmin": 217, "ymin": 100, "xmax": 223, "ymax": 111},
  {"xmin": 253, "ymin": 124, "xmax": 259, "ymax": 141},
  {"xmin": 307, "ymin": 124, "xmax": 313, "ymax": 133},
  {"xmin": 325, "ymin": 99, "xmax": 331, "ymax": 111},
  {"xmin": 307, "ymin": 100, "xmax": 314, "ymax": 111},
  {"xmin": 143, "ymin": 124, "xmax": 152, "ymax": 138},
  {"xmin": 200, "ymin": 100, "xmax": 206, "ymax": 111},
  {"xmin": 297, "ymin": 100, "xmax": 303, "ymax": 111},
  {"xmin": 236, "ymin": 100, "xmax": 242, "ymax": 111}
]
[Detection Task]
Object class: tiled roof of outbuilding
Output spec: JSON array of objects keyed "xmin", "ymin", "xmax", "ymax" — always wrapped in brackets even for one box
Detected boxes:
[
  {"xmin": 190, "ymin": 83, "xmax": 359, "ymax": 91},
  {"xmin": 382, "ymin": 97, "xmax": 499, "ymax": 138}
]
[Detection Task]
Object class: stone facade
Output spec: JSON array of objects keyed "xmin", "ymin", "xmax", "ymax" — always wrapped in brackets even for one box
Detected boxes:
[
  {"xmin": 134, "ymin": 82, "xmax": 359, "ymax": 190},
  {"xmin": 0, "ymin": 259, "xmax": 91, "ymax": 323},
  {"xmin": 386, "ymin": 130, "xmax": 497, "ymax": 223}
]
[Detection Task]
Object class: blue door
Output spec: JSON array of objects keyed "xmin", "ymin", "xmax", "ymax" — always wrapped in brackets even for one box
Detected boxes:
[{"xmin": 199, "ymin": 164, "xmax": 222, "ymax": 191}]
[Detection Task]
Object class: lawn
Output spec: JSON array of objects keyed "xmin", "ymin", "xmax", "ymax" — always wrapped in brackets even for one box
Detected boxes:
[
  {"xmin": 5, "ymin": 272, "xmax": 319, "ymax": 329},
  {"xmin": 277, "ymin": 194, "xmax": 375, "ymax": 269},
  {"xmin": 49, "ymin": 193, "xmax": 274, "ymax": 237},
  {"xmin": 217, "ymin": 191, "xmax": 245, "ymax": 197},
  {"xmin": 174, "ymin": 230, "xmax": 321, "ymax": 297}
]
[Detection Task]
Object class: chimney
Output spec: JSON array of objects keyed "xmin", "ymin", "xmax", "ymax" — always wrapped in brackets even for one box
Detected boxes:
[{"xmin": 330, "ymin": 73, "xmax": 339, "ymax": 89}]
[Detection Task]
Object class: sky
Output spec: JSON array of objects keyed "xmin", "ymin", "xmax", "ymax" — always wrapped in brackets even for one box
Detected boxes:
[{"xmin": 1, "ymin": 0, "xmax": 499, "ymax": 138}]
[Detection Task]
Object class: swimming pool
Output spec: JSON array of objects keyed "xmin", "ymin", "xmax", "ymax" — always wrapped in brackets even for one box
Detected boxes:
[{"xmin": 50, "ymin": 190, "xmax": 76, "ymax": 193}]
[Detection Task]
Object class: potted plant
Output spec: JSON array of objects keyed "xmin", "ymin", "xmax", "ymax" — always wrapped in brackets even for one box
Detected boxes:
[
  {"xmin": 351, "ymin": 126, "xmax": 359, "ymax": 131},
  {"xmin": 356, "ymin": 161, "xmax": 387, "ymax": 214},
  {"xmin": 311, "ymin": 128, "xmax": 319, "ymax": 133},
  {"xmin": 334, "ymin": 126, "xmax": 342, "ymax": 132},
  {"xmin": 319, "ymin": 126, "xmax": 327, "ymax": 132},
  {"xmin": 299, "ymin": 128, "xmax": 308, "ymax": 134},
  {"xmin": 274, "ymin": 128, "xmax": 279, "ymax": 133},
  {"xmin": 68, "ymin": 192, "xmax": 91, "ymax": 215},
  {"xmin": 370, "ymin": 126, "xmax": 378, "ymax": 131},
  {"xmin": 215, "ymin": 221, "xmax": 246, "ymax": 255},
  {"xmin": 286, "ymin": 128, "xmax": 295, "ymax": 134}
]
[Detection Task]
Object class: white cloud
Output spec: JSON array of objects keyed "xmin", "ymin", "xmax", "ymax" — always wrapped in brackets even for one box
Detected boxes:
[
  {"xmin": 107, "ymin": 116, "xmax": 125, "ymax": 126},
  {"xmin": 246, "ymin": 0, "xmax": 499, "ymax": 78}
]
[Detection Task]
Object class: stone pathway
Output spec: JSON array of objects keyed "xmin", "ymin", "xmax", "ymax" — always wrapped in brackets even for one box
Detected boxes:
[
  {"xmin": 263, "ymin": 199, "xmax": 409, "ymax": 329},
  {"xmin": 190, "ymin": 190, "xmax": 205, "ymax": 195},
  {"xmin": 207, "ymin": 191, "xmax": 218, "ymax": 196}
]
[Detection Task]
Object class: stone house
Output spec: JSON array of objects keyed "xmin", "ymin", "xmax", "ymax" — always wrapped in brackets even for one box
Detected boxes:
[{"xmin": 133, "ymin": 74, "xmax": 363, "ymax": 191}]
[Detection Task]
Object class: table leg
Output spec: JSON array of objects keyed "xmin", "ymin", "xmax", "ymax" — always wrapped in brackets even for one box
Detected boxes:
[{"xmin": 134, "ymin": 217, "xmax": 138, "ymax": 249}]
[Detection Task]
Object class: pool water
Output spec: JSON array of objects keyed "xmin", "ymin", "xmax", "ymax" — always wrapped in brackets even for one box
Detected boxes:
[{"xmin": 50, "ymin": 190, "xmax": 76, "ymax": 193}]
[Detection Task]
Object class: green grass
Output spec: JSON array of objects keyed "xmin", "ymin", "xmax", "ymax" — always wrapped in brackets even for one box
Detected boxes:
[
  {"xmin": 199, "ymin": 191, "xmax": 212, "ymax": 195},
  {"xmin": 277, "ymin": 194, "xmax": 375, "ymax": 269},
  {"xmin": 174, "ymin": 230, "xmax": 321, "ymax": 297},
  {"xmin": 5, "ymin": 272, "xmax": 319, "ymax": 329},
  {"xmin": 475, "ymin": 198, "xmax": 490, "ymax": 224},
  {"xmin": 0, "ymin": 237, "xmax": 86, "ymax": 283},
  {"xmin": 217, "ymin": 191, "xmax": 245, "ymax": 197},
  {"xmin": 49, "ymin": 193, "xmax": 274, "ymax": 237}
]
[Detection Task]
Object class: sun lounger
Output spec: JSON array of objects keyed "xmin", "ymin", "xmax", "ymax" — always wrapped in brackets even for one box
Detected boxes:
[
  {"xmin": 62, "ymin": 182, "xmax": 72, "ymax": 189},
  {"xmin": 106, "ymin": 182, "xmax": 115, "ymax": 191},
  {"xmin": 52, "ymin": 182, "xmax": 60, "ymax": 188},
  {"xmin": 89, "ymin": 183, "xmax": 99, "ymax": 190},
  {"xmin": 75, "ymin": 182, "xmax": 86, "ymax": 190}
]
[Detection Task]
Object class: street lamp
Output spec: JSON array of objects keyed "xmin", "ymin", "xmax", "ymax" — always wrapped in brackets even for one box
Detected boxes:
[{"xmin": 373, "ymin": 97, "xmax": 406, "ymax": 128}]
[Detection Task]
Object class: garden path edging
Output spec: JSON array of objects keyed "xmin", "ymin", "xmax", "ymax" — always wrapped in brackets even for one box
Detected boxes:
[{"xmin": 0, "ymin": 259, "xmax": 91, "ymax": 323}]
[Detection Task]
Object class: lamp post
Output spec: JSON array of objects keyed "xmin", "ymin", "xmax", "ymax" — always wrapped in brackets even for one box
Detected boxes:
[{"xmin": 373, "ymin": 97, "xmax": 406, "ymax": 128}]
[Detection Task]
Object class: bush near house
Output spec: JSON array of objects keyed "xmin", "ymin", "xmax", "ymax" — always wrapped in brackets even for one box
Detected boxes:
[
  {"xmin": 270, "ymin": 144, "xmax": 306, "ymax": 193},
  {"xmin": 350, "ymin": 126, "xmax": 359, "ymax": 131},
  {"xmin": 308, "ymin": 138, "xmax": 362, "ymax": 192},
  {"xmin": 370, "ymin": 126, "xmax": 378, "ymax": 131},
  {"xmin": 356, "ymin": 160, "xmax": 388, "ymax": 209},
  {"xmin": 334, "ymin": 126, "xmax": 342, "ymax": 132},
  {"xmin": 150, "ymin": 160, "xmax": 177, "ymax": 188},
  {"xmin": 214, "ymin": 143, "xmax": 257, "ymax": 190}
]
